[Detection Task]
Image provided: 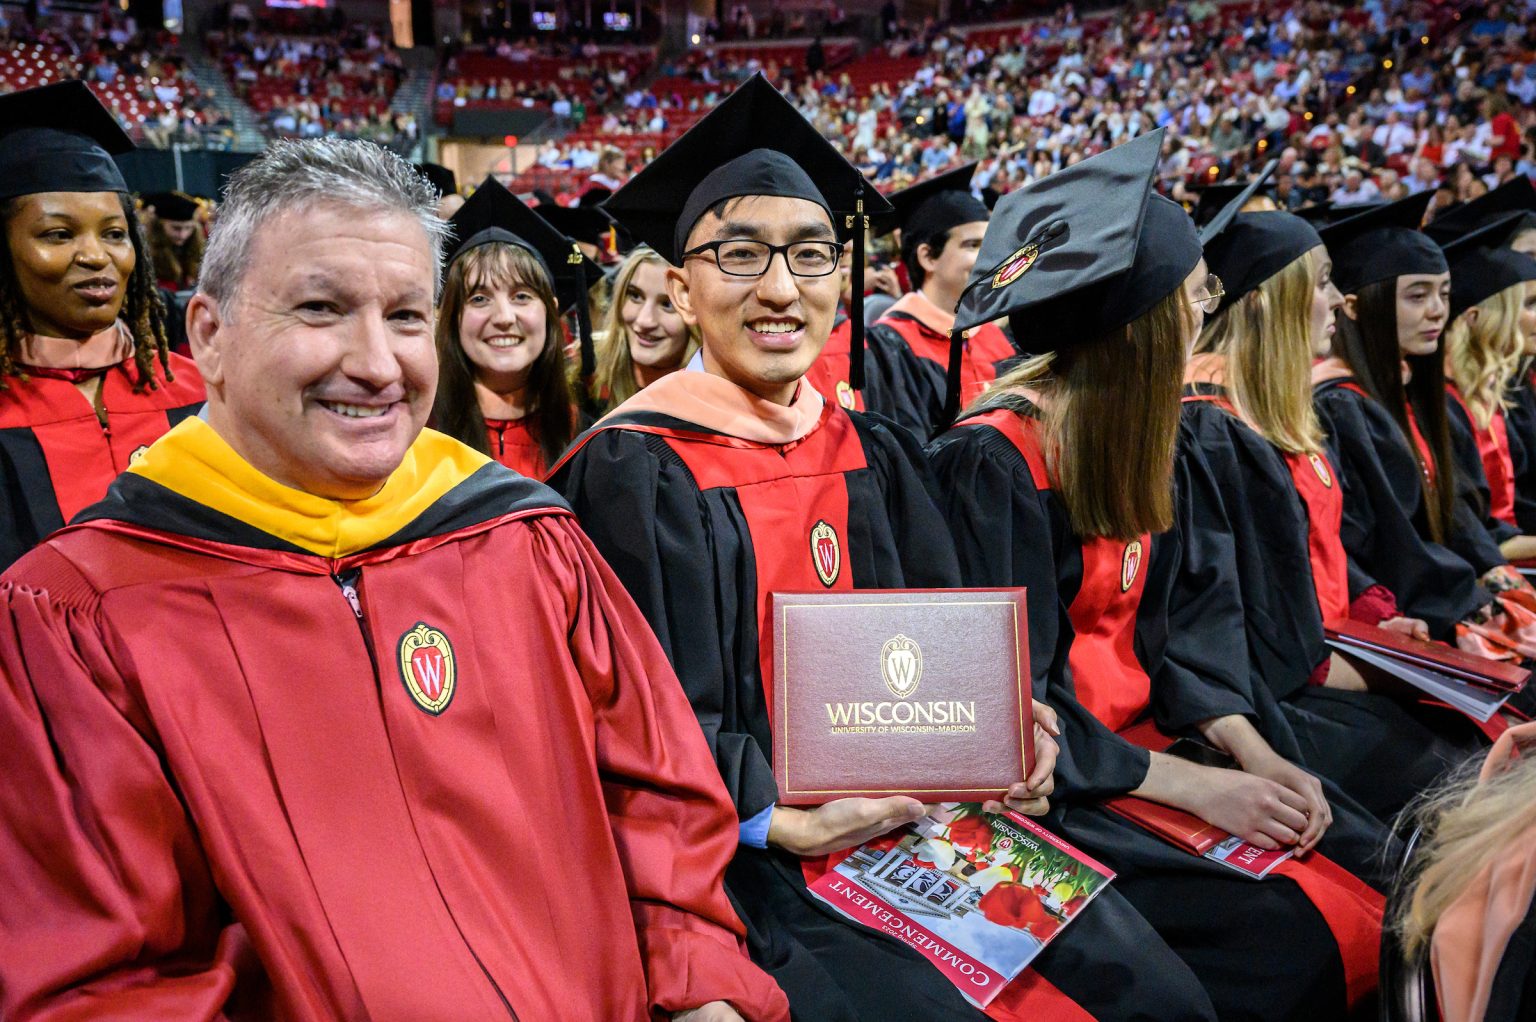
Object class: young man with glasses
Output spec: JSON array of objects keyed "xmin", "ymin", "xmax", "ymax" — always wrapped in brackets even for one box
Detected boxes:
[{"xmin": 550, "ymin": 75, "xmax": 1219, "ymax": 1022}]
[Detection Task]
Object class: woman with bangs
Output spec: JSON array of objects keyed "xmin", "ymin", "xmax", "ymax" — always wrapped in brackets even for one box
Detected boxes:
[
  {"xmin": 1440, "ymin": 227, "xmax": 1536, "ymax": 563},
  {"xmin": 432, "ymin": 179, "xmax": 592, "ymax": 479},
  {"xmin": 1313, "ymin": 194, "xmax": 1536, "ymax": 661},
  {"xmin": 586, "ymin": 245, "xmax": 698, "ymax": 415},
  {"xmin": 929, "ymin": 133, "xmax": 1390, "ymax": 1022},
  {"xmin": 1174, "ymin": 196, "xmax": 1474, "ymax": 823}
]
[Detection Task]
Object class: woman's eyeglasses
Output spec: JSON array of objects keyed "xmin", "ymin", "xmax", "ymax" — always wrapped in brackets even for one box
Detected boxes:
[{"xmin": 1189, "ymin": 274, "xmax": 1226, "ymax": 314}]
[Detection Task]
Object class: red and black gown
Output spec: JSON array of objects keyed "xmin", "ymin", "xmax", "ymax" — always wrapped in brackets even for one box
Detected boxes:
[
  {"xmin": 1176, "ymin": 381, "xmax": 1476, "ymax": 821},
  {"xmin": 484, "ymin": 416, "xmax": 547, "ymax": 478},
  {"xmin": 0, "ymin": 418, "xmax": 787, "ymax": 1020},
  {"xmin": 0, "ymin": 352, "xmax": 204, "ymax": 570},
  {"xmin": 928, "ymin": 395, "xmax": 1389, "ymax": 1022},
  {"xmin": 1504, "ymin": 364, "xmax": 1536, "ymax": 533},
  {"xmin": 863, "ymin": 294, "xmax": 1020, "ymax": 440},
  {"xmin": 1313, "ymin": 370, "xmax": 1493, "ymax": 637},
  {"xmin": 551, "ymin": 372, "xmax": 1220, "ymax": 1022},
  {"xmin": 1445, "ymin": 382, "xmax": 1522, "ymax": 545}
]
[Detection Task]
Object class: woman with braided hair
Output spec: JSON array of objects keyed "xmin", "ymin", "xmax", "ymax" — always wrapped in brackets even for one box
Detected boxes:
[{"xmin": 0, "ymin": 82, "xmax": 204, "ymax": 570}]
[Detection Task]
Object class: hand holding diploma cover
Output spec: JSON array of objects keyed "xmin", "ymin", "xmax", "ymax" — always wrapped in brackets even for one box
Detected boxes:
[{"xmin": 770, "ymin": 588, "xmax": 1035, "ymax": 804}]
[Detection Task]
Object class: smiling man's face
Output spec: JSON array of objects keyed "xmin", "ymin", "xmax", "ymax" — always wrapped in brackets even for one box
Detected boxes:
[
  {"xmin": 667, "ymin": 195, "xmax": 842, "ymax": 405},
  {"xmin": 186, "ymin": 203, "xmax": 438, "ymax": 500}
]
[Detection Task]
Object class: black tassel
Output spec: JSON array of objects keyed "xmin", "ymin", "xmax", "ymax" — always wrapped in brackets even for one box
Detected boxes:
[
  {"xmin": 850, "ymin": 195, "xmax": 866, "ymax": 391},
  {"xmin": 942, "ymin": 327, "xmax": 964, "ymax": 428}
]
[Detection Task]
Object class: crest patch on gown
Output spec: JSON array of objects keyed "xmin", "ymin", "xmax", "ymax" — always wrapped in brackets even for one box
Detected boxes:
[
  {"xmin": 1309, "ymin": 454, "xmax": 1333, "ymax": 488},
  {"xmin": 1121, "ymin": 539, "xmax": 1143, "ymax": 593},
  {"xmin": 810, "ymin": 519, "xmax": 841, "ymax": 587},
  {"xmin": 398, "ymin": 622, "xmax": 457, "ymax": 715}
]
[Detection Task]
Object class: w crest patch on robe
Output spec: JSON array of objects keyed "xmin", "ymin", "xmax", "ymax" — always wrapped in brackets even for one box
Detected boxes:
[
  {"xmin": 398, "ymin": 622, "xmax": 456, "ymax": 715},
  {"xmin": 1309, "ymin": 454, "xmax": 1333, "ymax": 488},
  {"xmin": 810, "ymin": 520, "xmax": 841, "ymax": 587},
  {"xmin": 1121, "ymin": 540, "xmax": 1143, "ymax": 593}
]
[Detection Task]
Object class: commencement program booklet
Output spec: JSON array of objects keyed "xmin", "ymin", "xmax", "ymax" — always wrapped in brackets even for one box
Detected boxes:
[
  {"xmin": 809, "ymin": 804, "xmax": 1114, "ymax": 1008},
  {"xmin": 770, "ymin": 589, "xmax": 1032, "ymax": 804}
]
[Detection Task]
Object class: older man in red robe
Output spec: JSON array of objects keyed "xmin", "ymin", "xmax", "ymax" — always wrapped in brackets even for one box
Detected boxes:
[{"xmin": 0, "ymin": 138, "xmax": 787, "ymax": 1022}]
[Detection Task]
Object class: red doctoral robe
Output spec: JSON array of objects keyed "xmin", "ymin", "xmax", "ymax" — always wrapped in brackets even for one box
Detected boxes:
[{"xmin": 0, "ymin": 417, "xmax": 788, "ymax": 1021}]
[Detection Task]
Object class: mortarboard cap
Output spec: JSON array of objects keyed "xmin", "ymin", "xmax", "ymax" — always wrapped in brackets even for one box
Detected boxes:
[
  {"xmin": 602, "ymin": 72, "xmax": 891, "ymax": 390},
  {"xmin": 577, "ymin": 186, "xmax": 612, "ymax": 207},
  {"xmin": 415, "ymin": 162, "xmax": 458, "ymax": 199},
  {"xmin": 1294, "ymin": 202, "xmax": 1355, "ymax": 226},
  {"xmin": 0, "ymin": 81, "xmax": 133, "ymax": 201},
  {"xmin": 1199, "ymin": 162, "xmax": 1319, "ymax": 313},
  {"xmin": 535, "ymin": 203, "xmax": 617, "ymax": 250},
  {"xmin": 947, "ymin": 129, "xmax": 1202, "ymax": 422},
  {"xmin": 1441, "ymin": 213, "xmax": 1536, "ymax": 321},
  {"xmin": 1193, "ymin": 183, "xmax": 1246, "ymax": 227},
  {"xmin": 142, "ymin": 191, "xmax": 199, "ymax": 222},
  {"xmin": 447, "ymin": 177, "xmax": 602, "ymax": 375},
  {"xmin": 601, "ymin": 73, "xmax": 891, "ymax": 265},
  {"xmin": 876, "ymin": 162, "xmax": 989, "ymax": 243},
  {"xmin": 1425, "ymin": 177, "xmax": 1536, "ymax": 247},
  {"xmin": 1319, "ymin": 191, "xmax": 1443, "ymax": 295}
]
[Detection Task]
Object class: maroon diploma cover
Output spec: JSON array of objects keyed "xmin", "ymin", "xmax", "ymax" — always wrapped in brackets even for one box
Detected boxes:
[{"xmin": 769, "ymin": 588, "xmax": 1033, "ymax": 804}]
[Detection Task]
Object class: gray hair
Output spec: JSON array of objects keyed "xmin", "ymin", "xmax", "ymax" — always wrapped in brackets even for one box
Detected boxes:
[{"xmin": 199, "ymin": 138, "xmax": 451, "ymax": 309}]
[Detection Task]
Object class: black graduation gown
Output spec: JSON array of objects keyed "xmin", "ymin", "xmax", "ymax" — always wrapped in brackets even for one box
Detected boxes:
[
  {"xmin": 552, "ymin": 396, "xmax": 1218, "ymax": 1022},
  {"xmin": 928, "ymin": 398, "xmax": 1391, "ymax": 1022},
  {"xmin": 0, "ymin": 353, "xmax": 204, "ymax": 571},
  {"xmin": 1504, "ymin": 365, "xmax": 1536, "ymax": 534},
  {"xmin": 1175, "ymin": 386, "xmax": 1475, "ymax": 821},
  {"xmin": 1446, "ymin": 389, "xmax": 1522, "ymax": 551},
  {"xmin": 862, "ymin": 313, "xmax": 1019, "ymax": 442},
  {"xmin": 1313, "ymin": 376, "xmax": 1491, "ymax": 638}
]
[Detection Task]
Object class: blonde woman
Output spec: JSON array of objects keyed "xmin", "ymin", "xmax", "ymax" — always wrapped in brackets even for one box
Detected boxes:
[
  {"xmin": 1181, "ymin": 200, "xmax": 1475, "ymax": 823},
  {"xmin": 1441, "ymin": 234, "xmax": 1536, "ymax": 560},
  {"xmin": 587, "ymin": 246, "xmax": 698, "ymax": 414},
  {"xmin": 1398, "ymin": 720, "xmax": 1536, "ymax": 1022}
]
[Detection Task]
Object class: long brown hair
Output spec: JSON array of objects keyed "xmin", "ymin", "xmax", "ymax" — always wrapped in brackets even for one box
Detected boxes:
[
  {"xmin": 590, "ymin": 246, "xmax": 698, "ymax": 410},
  {"xmin": 148, "ymin": 217, "xmax": 205, "ymax": 290},
  {"xmin": 432, "ymin": 242, "xmax": 577, "ymax": 468},
  {"xmin": 0, "ymin": 194, "xmax": 173, "ymax": 390},
  {"xmin": 1196, "ymin": 248, "xmax": 1326, "ymax": 455},
  {"xmin": 974, "ymin": 286, "xmax": 1193, "ymax": 540},
  {"xmin": 1333, "ymin": 277, "xmax": 1457, "ymax": 543}
]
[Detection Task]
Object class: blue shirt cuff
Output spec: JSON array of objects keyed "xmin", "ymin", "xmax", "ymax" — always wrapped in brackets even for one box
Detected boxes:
[{"xmin": 738, "ymin": 805, "xmax": 775, "ymax": 848}]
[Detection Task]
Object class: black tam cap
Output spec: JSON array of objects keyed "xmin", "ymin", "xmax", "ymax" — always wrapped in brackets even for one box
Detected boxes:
[
  {"xmin": 1193, "ymin": 183, "xmax": 1248, "ymax": 227},
  {"xmin": 602, "ymin": 73, "xmax": 890, "ymax": 264},
  {"xmin": 415, "ymin": 162, "xmax": 458, "ymax": 199},
  {"xmin": 577, "ymin": 186, "xmax": 612, "ymax": 207},
  {"xmin": 1442, "ymin": 213, "xmax": 1536, "ymax": 321},
  {"xmin": 1425, "ymin": 176, "xmax": 1536, "ymax": 247},
  {"xmin": 947, "ymin": 129, "xmax": 1202, "ymax": 423},
  {"xmin": 143, "ymin": 191, "xmax": 199, "ymax": 222},
  {"xmin": 602, "ymin": 72, "xmax": 890, "ymax": 390},
  {"xmin": 1319, "ymin": 191, "xmax": 1444, "ymax": 295},
  {"xmin": 447, "ymin": 177, "xmax": 602, "ymax": 374},
  {"xmin": 0, "ymin": 81, "xmax": 133, "ymax": 200},
  {"xmin": 877, "ymin": 162, "xmax": 989, "ymax": 243}
]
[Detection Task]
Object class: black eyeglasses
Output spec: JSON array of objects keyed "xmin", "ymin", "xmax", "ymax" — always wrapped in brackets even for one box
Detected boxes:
[{"xmin": 682, "ymin": 239, "xmax": 843, "ymax": 278}]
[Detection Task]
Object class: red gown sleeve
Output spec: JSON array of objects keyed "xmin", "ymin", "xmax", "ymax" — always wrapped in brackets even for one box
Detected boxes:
[
  {"xmin": 0, "ymin": 548, "xmax": 261, "ymax": 1021},
  {"xmin": 532, "ymin": 518, "xmax": 790, "ymax": 1022}
]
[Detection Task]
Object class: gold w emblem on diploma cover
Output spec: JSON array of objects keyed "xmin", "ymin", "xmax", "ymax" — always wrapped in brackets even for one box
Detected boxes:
[
  {"xmin": 398, "ymin": 622, "xmax": 456, "ymax": 716},
  {"xmin": 881, "ymin": 634, "xmax": 923, "ymax": 699},
  {"xmin": 810, "ymin": 520, "xmax": 841, "ymax": 587}
]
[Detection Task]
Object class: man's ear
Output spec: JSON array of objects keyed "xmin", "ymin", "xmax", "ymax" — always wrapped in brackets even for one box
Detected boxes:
[
  {"xmin": 1340, "ymin": 292, "xmax": 1359, "ymax": 322},
  {"xmin": 185, "ymin": 294, "xmax": 225, "ymax": 387},
  {"xmin": 916, "ymin": 240, "xmax": 940, "ymax": 276},
  {"xmin": 667, "ymin": 265, "xmax": 699, "ymax": 327}
]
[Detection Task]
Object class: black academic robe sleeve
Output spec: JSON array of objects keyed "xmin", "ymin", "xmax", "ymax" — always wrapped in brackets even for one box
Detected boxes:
[
  {"xmin": 1315, "ymin": 384, "xmax": 1489, "ymax": 637},
  {"xmin": 1506, "ymin": 370, "xmax": 1536, "ymax": 534},
  {"xmin": 1156, "ymin": 416, "xmax": 1306, "ymax": 756},
  {"xmin": 852, "ymin": 411, "xmax": 964, "ymax": 587},
  {"xmin": 554, "ymin": 428, "xmax": 780, "ymax": 821},
  {"xmin": 1446, "ymin": 394, "xmax": 1521, "ymax": 546},
  {"xmin": 927, "ymin": 422, "xmax": 1152, "ymax": 801},
  {"xmin": 862, "ymin": 324, "xmax": 946, "ymax": 441}
]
